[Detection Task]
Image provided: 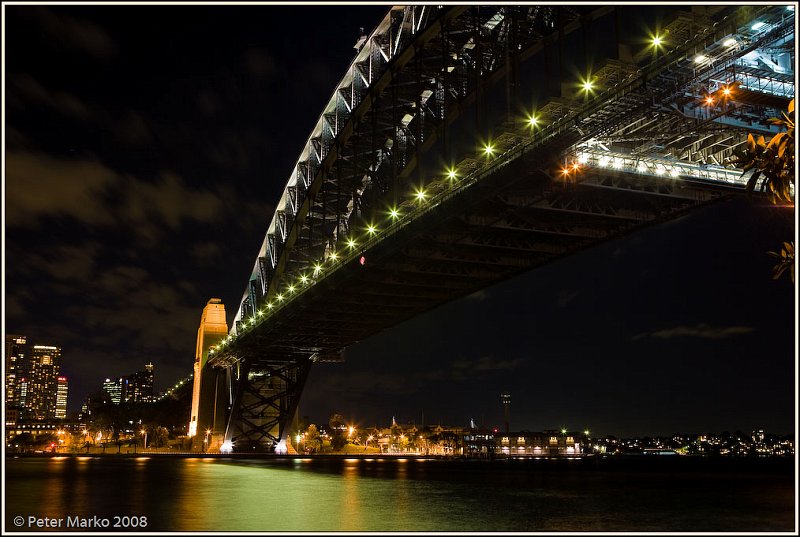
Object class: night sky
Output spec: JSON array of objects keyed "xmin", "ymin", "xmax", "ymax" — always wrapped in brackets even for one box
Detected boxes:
[{"xmin": 5, "ymin": 4, "xmax": 796, "ymax": 438}]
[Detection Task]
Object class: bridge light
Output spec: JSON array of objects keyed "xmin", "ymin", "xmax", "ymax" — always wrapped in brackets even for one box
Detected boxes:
[
  {"xmin": 415, "ymin": 188, "xmax": 427, "ymax": 202},
  {"xmin": 483, "ymin": 143, "xmax": 494, "ymax": 156},
  {"xmin": 723, "ymin": 38, "xmax": 737, "ymax": 47},
  {"xmin": 328, "ymin": 251, "xmax": 338, "ymax": 261},
  {"xmin": 258, "ymin": 309, "xmax": 264, "ymax": 316},
  {"xmin": 367, "ymin": 224, "xmax": 377, "ymax": 235},
  {"xmin": 267, "ymin": 302, "xmax": 274, "ymax": 309},
  {"xmin": 287, "ymin": 284, "xmax": 296, "ymax": 294},
  {"xmin": 705, "ymin": 96, "xmax": 714, "ymax": 105},
  {"xmin": 446, "ymin": 168, "xmax": 458, "ymax": 180},
  {"xmin": 722, "ymin": 86, "xmax": 732, "ymax": 97},
  {"xmin": 751, "ymin": 21, "xmax": 766, "ymax": 31},
  {"xmin": 313, "ymin": 263, "xmax": 323, "ymax": 276},
  {"xmin": 300, "ymin": 275, "xmax": 309, "ymax": 284},
  {"xmin": 560, "ymin": 167, "xmax": 570, "ymax": 177},
  {"xmin": 347, "ymin": 238, "xmax": 357, "ymax": 249},
  {"xmin": 527, "ymin": 114, "xmax": 539, "ymax": 127},
  {"xmin": 276, "ymin": 293, "xmax": 284, "ymax": 302},
  {"xmin": 581, "ymin": 78, "xmax": 594, "ymax": 93},
  {"xmin": 561, "ymin": 428, "xmax": 567, "ymax": 434},
  {"xmin": 389, "ymin": 207, "xmax": 400, "ymax": 219},
  {"xmin": 694, "ymin": 54, "xmax": 708, "ymax": 64},
  {"xmin": 651, "ymin": 34, "xmax": 663, "ymax": 48}
]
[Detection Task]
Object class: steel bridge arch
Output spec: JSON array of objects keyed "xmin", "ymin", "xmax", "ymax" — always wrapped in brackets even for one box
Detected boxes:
[{"xmin": 230, "ymin": 5, "xmax": 613, "ymax": 336}]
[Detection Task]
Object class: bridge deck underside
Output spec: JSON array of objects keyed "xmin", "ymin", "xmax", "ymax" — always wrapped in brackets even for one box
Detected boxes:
[{"xmin": 219, "ymin": 167, "xmax": 734, "ymax": 367}]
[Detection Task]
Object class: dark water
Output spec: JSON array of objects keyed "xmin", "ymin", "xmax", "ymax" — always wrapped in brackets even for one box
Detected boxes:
[{"xmin": 4, "ymin": 455, "xmax": 795, "ymax": 532}]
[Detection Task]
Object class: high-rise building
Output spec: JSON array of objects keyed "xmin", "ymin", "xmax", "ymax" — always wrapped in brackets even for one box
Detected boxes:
[
  {"xmin": 55, "ymin": 376, "xmax": 68, "ymax": 419},
  {"xmin": 103, "ymin": 377, "xmax": 122, "ymax": 404},
  {"xmin": 501, "ymin": 392, "xmax": 512, "ymax": 433},
  {"xmin": 24, "ymin": 345, "xmax": 62, "ymax": 420},
  {"xmin": 123, "ymin": 362, "xmax": 155, "ymax": 403},
  {"xmin": 5, "ymin": 335, "xmax": 27, "ymax": 412},
  {"xmin": 101, "ymin": 362, "xmax": 155, "ymax": 405}
]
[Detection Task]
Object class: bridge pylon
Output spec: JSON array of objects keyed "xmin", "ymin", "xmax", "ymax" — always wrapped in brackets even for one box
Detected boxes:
[{"xmin": 188, "ymin": 298, "xmax": 229, "ymax": 452}]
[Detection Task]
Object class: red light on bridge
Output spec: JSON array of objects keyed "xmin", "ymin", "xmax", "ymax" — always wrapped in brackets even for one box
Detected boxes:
[{"xmin": 359, "ymin": 256, "xmax": 366, "ymax": 266}]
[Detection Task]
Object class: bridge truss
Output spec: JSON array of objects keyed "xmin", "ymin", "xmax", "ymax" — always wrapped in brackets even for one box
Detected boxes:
[{"xmin": 201, "ymin": 4, "xmax": 793, "ymax": 452}]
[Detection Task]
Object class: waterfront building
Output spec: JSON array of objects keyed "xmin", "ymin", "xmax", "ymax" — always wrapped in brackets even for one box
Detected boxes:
[
  {"xmin": 55, "ymin": 376, "xmax": 69, "ymax": 419},
  {"xmin": 494, "ymin": 430, "xmax": 584, "ymax": 457},
  {"xmin": 4, "ymin": 335, "xmax": 27, "ymax": 414},
  {"xmin": 23, "ymin": 345, "xmax": 62, "ymax": 420}
]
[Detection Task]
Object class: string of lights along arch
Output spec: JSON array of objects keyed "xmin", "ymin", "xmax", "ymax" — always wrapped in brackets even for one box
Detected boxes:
[{"xmin": 186, "ymin": 4, "xmax": 793, "ymax": 453}]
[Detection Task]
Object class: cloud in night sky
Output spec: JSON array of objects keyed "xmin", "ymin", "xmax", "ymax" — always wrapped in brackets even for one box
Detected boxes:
[
  {"xmin": 8, "ymin": 74, "xmax": 93, "ymax": 120},
  {"xmin": 29, "ymin": 7, "xmax": 117, "ymax": 59},
  {"xmin": 634, "ymin": 324, "xmax": 756, "ymax": 341},
  {"xmin": 5, "ymin": 151, "xmax": 119, "ymax": 226}
]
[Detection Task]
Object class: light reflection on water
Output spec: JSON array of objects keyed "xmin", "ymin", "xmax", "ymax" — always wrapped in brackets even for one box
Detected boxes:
[{"xmin": 4, "ymin": 456, "xmax": 795, "ymax": 532}]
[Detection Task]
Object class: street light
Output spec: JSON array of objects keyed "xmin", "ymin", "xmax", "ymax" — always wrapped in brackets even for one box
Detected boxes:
[
  {"xmin": 204, "ymin": 429, "xmax": 211, "ymax": 453},
  {"xmin": 141, "ymin": 429, "xmax": 147, "ymax": 450}
]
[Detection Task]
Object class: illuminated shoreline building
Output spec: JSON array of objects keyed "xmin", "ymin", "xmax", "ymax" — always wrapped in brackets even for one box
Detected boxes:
[
  {"xmin": 4, "ymin": 335, "xmax": 27, "ymax": 421},
  {"xmin": 55, "ymin": 376, "xmax": 69, "ymax": 419},
  {"xmin": 23, "ymin": 345, "xmax": 62, "ymax": 420}
]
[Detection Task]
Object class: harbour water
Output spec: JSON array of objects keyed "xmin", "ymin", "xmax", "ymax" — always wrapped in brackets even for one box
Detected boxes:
[{"xmin": 4, "ymin": 455, "xmax": 795, "ymax": 532}]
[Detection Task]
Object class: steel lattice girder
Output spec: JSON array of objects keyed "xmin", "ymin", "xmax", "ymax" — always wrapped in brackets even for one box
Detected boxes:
[{"xmin": 225, "ymin": 358, "xmax": 311, "ymax": 450}]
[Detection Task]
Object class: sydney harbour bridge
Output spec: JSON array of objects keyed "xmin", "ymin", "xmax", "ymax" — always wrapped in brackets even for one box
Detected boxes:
[{"xmin": 184, "ymin": 4, "xmax": 795, "ymax": 453}]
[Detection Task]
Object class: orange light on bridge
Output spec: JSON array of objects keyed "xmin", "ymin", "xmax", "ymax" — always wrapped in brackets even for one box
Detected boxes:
[{"xmin": 705, "ymin": 96, "xmax": 714, "ymax": 105}]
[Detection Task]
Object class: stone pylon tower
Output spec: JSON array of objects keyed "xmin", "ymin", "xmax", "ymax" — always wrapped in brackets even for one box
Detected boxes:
[{"xmin": 189, "ymin": 298, "xmax": 228, "ymax": 451}]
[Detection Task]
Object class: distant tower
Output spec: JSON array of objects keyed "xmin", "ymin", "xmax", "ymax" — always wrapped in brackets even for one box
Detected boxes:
[
  {"xmin": 25, "ymin": 345, "xmax": 62, "ymax": 420},
  {"xmin": 55, "ymin": 376, "xmax": 68, "ymax": 419},
  {"xmin": 501, "ymin": 392, "xmax": 511, "ymax": 433},
  {"xmin": 189, "ymin": 299, "xmax": 228, "ymax": 444},
  {"xmin": 5, "ymin": 335, "xmax": 27, "ymax": 414}
]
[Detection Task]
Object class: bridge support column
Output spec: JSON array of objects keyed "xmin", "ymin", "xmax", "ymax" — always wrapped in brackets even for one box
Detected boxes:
[
  {"xmin": 192, "ymin": 364, "xmax": 229, "ymax": 452},
  {"xmin": 222, "ymin": 357, "xmax": 312, "ymax": 453}
]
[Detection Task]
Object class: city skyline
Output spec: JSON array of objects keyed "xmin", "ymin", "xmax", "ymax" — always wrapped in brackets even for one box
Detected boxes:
[{"xmin": 4, "ymin": 4, "xmax": 796, "ymax": 438}]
